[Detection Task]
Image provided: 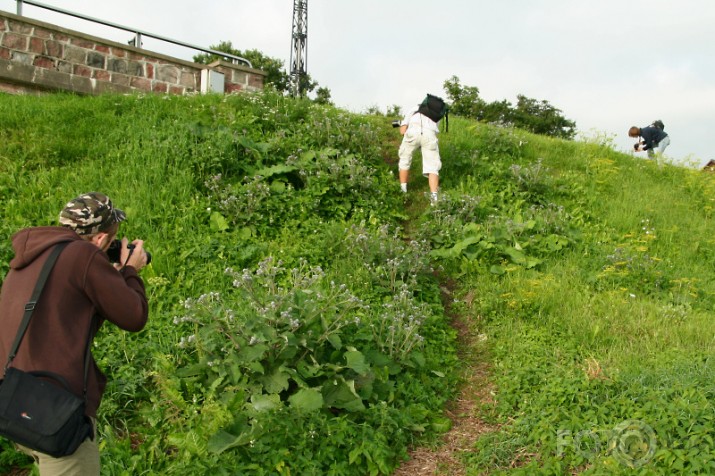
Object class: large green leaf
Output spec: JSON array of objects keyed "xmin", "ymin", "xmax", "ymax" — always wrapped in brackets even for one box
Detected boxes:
[
  {"xmin": 345, "ymin": 348, "xmax": 370, "ymax": 375},
  {"xmin": 253, "ymin": 164, "xmax": 297, "ymax": 178},
  {"xmin": 289, "ymin": 388, "xmax": 324, "ymax": 412},
  {"xmin": 239, "ymin": 343, "xmax": 268, "ymax": 362},
  {"xmin": 250, "ymin": 393, "xmax": 280, "ymax": 412},
  {"xmin": 209, "ymin": 211, "xmax": 229, "ymax": 232},
  {"xmin": 175, "ymin": 362, "xmax": 206, "ymax": 378},
  {"xmin": 207, "ymin": 429, "xmax": 252, "ymax": 454},
  {"xmin": 207, "ymin": 419, "xmax": 265, "ymax": 454},
  {"xmin": 503, "ymin": 246, "xmax": 526, "ymax": 264},
  {"xmin": 327, "ymin": 333, "xmax": 343, "ymax": 350},
  {"xmin": 322, "ymin": 377, "xmax": 365, "ymax": 412},
  {"xmin": 260, "ymin": 367, "xmax": 290, "ymax": 394}
]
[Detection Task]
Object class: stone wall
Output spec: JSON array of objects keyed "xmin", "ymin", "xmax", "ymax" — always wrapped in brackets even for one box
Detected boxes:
[{"xmin": 0, "ymin": 10, "xmax": 266, "ymax": 95}]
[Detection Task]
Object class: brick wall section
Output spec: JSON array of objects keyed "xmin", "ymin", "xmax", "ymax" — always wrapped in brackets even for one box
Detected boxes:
[{"xmin": 0, "ymin": 10, "xmax": 266, "ymax": 95}]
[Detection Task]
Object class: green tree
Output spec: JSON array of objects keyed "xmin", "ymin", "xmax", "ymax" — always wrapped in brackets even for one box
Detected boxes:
[
  {"xmin": 512, "ymin": 94, "xmax": 576, "ymax": 139},
  {"xmin": 443, "ymin": 75, "xmax": 486, "ymax": 119},
  {"xmin": 314, "ymin": 86, "xmax": 333, "ymax": 105},
  {"xmin": 194, "ymin": 41, "xmax": 320, "ymax": 96},
  {"xmin": 386, "ymin": 104, "xmax": 402, "ymax": 118},
  {"xmin": 364, "ymin": 105, "xmax": 383, "ymax": 116},
  {"xmin": 481, "ymin": 99, "xmax": 513, "ymax": 125},
  {"xmin": 295, "ymin": 73, "xmax": 319, "ymax": 98},
  {"xmin": 442, "ymin": 75, "xmax": 576, "ymax": 139},
  {"xmin": 363, "ymin": 105, "xmax": 402, "ymax": 117}
]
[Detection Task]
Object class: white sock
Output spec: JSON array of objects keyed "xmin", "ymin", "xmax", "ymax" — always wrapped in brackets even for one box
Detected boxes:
[{"xmin": 400, "ymin": 183, "xmax": 407, "ymax": 193}]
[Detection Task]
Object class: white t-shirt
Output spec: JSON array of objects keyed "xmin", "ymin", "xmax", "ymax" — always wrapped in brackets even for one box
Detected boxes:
[{"xmin": 400, "ymin": 106, "xmax": 439, "ymax": 133}]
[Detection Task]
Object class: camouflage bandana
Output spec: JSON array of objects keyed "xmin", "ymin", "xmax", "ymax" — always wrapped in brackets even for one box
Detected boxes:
[{"xmin": 58, "ymin": 192, "xmax": 126, "ymax": 235}]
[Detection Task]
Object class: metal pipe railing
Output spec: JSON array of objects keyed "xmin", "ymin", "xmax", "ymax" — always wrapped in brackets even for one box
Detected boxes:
[{"xmin": 15, "ymin": 0, "xmax": 253, "ymax": 68}]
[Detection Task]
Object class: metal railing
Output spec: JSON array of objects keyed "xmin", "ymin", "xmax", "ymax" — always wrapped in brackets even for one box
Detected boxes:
[{"xmin": 15, "ymin": 0, "xmax": 253, "ymax": 68}]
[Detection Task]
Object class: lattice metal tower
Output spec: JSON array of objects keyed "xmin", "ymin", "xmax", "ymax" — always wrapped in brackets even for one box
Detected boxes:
[{"xmin": 290, "ymin": 0, "xmax": 308, "ymax": 97}]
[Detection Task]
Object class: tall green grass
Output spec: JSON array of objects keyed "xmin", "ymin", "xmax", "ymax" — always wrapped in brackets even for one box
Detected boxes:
[{"xmin": 1, "ymin": 91, "xmax": 713, "ymax": 475}]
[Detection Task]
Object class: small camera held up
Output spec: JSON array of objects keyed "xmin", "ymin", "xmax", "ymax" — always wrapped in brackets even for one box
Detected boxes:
[
  {"xmin": 391, "ymin": 121, "xmax": 401, "ymax": 128},
  {"xmin": 106, "ymin": 239, "xmax": 152, "ymax": 265},
  {"xmin": 633, "ymin": 142, "xmax": 640, "ymax": 151}
]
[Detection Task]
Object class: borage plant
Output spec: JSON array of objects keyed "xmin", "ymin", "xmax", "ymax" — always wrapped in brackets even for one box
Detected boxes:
[
  {"xmin": 171, "ymin": 254, "xmax": 430, "ymax": 457},
  {"xmin": 175, "ymin": 257, "xmax": 365, "ymax": 408}
]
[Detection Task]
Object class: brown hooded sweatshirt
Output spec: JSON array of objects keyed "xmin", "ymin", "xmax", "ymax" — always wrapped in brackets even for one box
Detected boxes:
[{"xmin": 0, "ymin": 226, "xmax": 148, "ymax": 417}]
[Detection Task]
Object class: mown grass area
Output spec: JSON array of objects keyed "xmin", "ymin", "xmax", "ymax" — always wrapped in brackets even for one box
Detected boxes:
[{"xmin": 1, "ymin": 91, "xmax": 714, "ymax": 475}]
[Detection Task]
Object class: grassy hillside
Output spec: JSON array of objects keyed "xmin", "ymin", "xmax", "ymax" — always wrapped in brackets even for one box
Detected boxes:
[
  {"xmin": 1, "ymin": 92, "xmax": 714, "ymax": 475},
  {"xmin": 429, "ymin": 119, "xmax": 715, "ymax": 474},
  {"xmin": 0, "ymin": 92, "xmax": 458, "ymax": 475}
]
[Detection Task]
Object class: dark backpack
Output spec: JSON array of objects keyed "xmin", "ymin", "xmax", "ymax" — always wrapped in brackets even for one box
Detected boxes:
[
  {"xmin": 652, "ymin": 119, "xmax": 665, "ymax": 131},
  {"xmin": 417, "ymin": 94, "xmax": 449, "ymax": 131}
]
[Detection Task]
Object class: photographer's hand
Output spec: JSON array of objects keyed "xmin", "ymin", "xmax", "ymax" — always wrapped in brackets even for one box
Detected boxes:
[
  {"xmin": 118, "ymin": 238, "xmax": 148, "ymax": 271},
  {"xmin": 127, "ymin": 240, "xmax": 148, "ymax": 270}
]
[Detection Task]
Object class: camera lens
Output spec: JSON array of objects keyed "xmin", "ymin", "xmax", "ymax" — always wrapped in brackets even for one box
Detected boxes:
[
  {"xmin": 106, "ymin": 239, "xmax": 122, "ymax": 263},
  {"xmin": 106, "ymin": 240, "xmax": 151, "ymax": 265}
]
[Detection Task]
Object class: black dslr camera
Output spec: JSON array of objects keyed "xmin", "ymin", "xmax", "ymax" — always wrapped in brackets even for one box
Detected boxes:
[
  {"xmin": 391, "ymin": 121, "xmax": 401, "ymax": 128},
  {"xmin": 107, "ymin": 239, "xmax": 152, "ymax": 265}
]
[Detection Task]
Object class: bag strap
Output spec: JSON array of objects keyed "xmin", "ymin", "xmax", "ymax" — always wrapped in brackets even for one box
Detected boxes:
[
  {"xmin": 81, "ymin": 317, "xmax": 95, "ymax": 398},
  {"xmin": 4, "ymin": 242, "xmax": 69, "ymax": 371},
  {"xmin": 3, "ymin": 241, "xmax": 96, "ymax": 400}
]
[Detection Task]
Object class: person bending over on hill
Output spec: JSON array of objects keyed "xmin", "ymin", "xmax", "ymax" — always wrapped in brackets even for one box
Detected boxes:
[
  {"xmin": 628, "ymin": 124, "xmax": 670, "ymax": 159},
  {"xmin": 398, "ymin": 94, "xmax": 447, "ymax": 204},
  {"xmin": 0, "ymin": 192, "xmax": 149, "ymax": 475}
]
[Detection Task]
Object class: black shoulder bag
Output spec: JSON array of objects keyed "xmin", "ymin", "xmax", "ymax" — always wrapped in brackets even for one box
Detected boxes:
[{"xmin": 0, "ymin": 242, "xmax": 94, "ymax": 457}]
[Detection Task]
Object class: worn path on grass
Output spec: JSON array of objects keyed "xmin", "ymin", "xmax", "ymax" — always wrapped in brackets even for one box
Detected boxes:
[{"xmin": 392, "ymin": 192, "xmax": 498, "ymax": 476}]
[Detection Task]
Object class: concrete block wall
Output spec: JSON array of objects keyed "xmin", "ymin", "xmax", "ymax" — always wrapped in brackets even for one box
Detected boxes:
[{"xmin": 0, "ymin": 10, "xmax": 266, "ymax": 96}]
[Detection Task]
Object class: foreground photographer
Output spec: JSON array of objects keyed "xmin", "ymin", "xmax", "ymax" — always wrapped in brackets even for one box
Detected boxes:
[{"xmin": 0, "ymin": 192, "xmax": 148, "ymax": 475}]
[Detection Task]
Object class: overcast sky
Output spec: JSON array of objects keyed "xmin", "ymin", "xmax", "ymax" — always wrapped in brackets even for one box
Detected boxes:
[{"xmin": 4, "ymin": 0, "xmax": 713, "ymax": 167}]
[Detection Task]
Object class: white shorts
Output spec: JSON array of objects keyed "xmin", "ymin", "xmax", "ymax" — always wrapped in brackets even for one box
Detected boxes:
[
  {"xmin": 398, "ymin": 127, "xmax": 441, "ymax": 176},
  {"xmin": 647, "ymin": 136, "xmax": 670, "ymax": 158}
]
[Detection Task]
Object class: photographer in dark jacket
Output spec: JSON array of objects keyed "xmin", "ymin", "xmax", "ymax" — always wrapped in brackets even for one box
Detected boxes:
[
  {"xmin": 628, "ymin": 124, "xmax": 670, "ymax": 159},
  {"xmin": 0, "ymin": 192, "xmax": 149, "ymax": 475}
]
